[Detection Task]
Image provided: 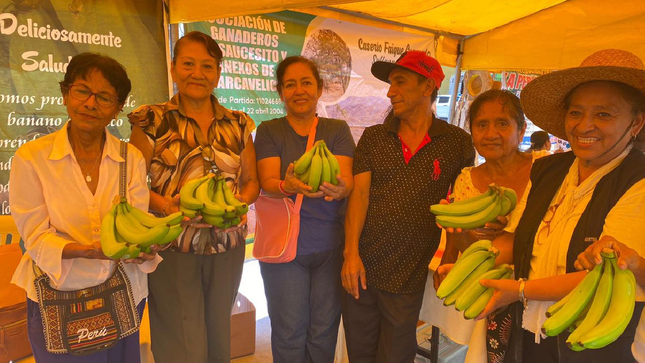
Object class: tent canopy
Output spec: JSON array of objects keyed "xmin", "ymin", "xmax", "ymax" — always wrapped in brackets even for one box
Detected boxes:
[{"xmin": 169, "ymin": 0, "xmax": 645, "ymax": 72}]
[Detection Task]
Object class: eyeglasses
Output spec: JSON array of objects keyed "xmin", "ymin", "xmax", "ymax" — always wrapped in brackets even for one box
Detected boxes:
[
  {"xmin": 200, "ymin": 145, "xmax": 219, "ymax": 174},
  {"xmin": 536, "ymin": 194, "xmax": 566, "ymax": 243},
  {"xmin": 68, "ymin": 84, "xmax": 118, "ymax": 108}
]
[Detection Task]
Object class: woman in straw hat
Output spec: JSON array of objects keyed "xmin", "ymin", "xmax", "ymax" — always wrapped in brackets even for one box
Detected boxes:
[{"xmin": 470, "ymin": 49, "xmax": 645, "ymax": 362}]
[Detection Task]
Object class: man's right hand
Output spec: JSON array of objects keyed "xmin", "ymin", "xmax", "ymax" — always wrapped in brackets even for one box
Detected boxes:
[{"xmin": 342, "ymin": 252, "xmax": 367, "ymax": 300}]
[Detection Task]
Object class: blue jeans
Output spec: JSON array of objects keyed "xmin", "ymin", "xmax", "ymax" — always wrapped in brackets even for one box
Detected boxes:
[{"xmin": 260, "ymin": 247, "xmax": 342, "ymax": 363}]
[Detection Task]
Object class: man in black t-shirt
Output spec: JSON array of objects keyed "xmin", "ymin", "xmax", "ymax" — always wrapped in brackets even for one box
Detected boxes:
[{"xmin": 341, "ymin": 51, "xmax": 474, "ymax": 362}]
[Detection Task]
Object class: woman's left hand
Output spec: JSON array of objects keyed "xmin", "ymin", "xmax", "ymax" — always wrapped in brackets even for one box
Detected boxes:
[
  {"xmin": 319, "ymin": 175, "xmax": 348, "ymax": 202},
  {"xmin": 475, "ymin": 278, "xmax": 521, "ymax": 320},
  {"xmin": 123, "ymin": 244, "xmax": 160, "ymax": 264},
  {"xmin": 471, "ymin": 215, "xmax": 508, "ymax": 240}
]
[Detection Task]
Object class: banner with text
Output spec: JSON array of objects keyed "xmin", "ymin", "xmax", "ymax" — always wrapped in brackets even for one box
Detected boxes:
[
  {"xmin": 0, "ymin": 0, "xmax": 168, "ymax": 214},
  {"xmin": 185, "ymin": 11, "xmax": 436, "ymax": 140}
]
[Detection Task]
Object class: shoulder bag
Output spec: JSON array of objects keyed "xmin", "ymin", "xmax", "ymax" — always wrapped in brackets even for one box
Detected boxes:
[
  {"xmin": 33, "ymin": 141, "xmax": 140, "ymax": 355},
  {"xmin": 253, "ymin": 117, "xmax": 318, "ymax": 263}
]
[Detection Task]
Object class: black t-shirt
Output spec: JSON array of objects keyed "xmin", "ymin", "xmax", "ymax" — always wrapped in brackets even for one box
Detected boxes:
[
  {"xmin": 255, "ymin": 117, "xmax": 355, "ymax": 255},
  {"xmin": 353, "ymin": 115, "xmax": 474, "ymax": 293}
]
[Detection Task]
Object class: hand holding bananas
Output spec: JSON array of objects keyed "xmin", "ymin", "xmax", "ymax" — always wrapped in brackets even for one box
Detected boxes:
[
  {"xmin": 178, "ymin": 173, "xmax": 249, "ymax": 230},
  {"xmin": 291, "ymin": 140, "xmax": 345, "ymax": 201},
  {"xmin": 431, "ymin": 185, "xmax": 517, "ymax": 231},
  {"xmin": 542, "ymin": 249, "xmax": 636, "ymax": 351},
  {"xmin": 435, "ymin": 240, "xmax": 514, "ymax": 319},
  {"xmin": 101, "ymin": 197, "xmax": 185, "ymax": 260},
  {"xmin": 575, "ymin": 236, "xmax": 645, "ymax": 275}
]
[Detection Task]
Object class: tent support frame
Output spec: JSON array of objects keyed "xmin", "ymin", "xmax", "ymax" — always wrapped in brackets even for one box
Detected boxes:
[{"xmin": 448, "ymin": 39, "xmax": 464, "ymax": 126}]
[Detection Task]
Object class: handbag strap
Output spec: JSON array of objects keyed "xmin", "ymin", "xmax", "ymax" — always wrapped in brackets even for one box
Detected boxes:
[
  {"xmin": 119, "ymin": 141, "xmax": 127, "ymax": 199},
  {"xmin": 294, "ymin": 117, "xmax": 318, "ymax": 212}
]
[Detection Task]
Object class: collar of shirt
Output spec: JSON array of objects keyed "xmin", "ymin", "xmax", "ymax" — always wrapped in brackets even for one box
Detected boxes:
[
  {"xmin": 49, "ymin": 120, "xmax": 124, "ymax": 163},
  {"xmin": 384, "ymin": 112, "xmax": 451, "ymax": 138},
  {"xmin": 398, "ymin": 134, "xmax": 431, "ymax": 164},
  {"xmin": 162, "ymin": 93, "xmax": 227, "ymax": 121}
]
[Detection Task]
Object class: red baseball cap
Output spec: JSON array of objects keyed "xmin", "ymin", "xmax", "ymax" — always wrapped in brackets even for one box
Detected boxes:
[{"xmin": 371, "ymin": 50, "xmax": 444, "ymax": 89}]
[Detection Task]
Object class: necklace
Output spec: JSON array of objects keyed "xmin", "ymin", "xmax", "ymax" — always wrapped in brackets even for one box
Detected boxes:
[
  {"xmin": 72, "ymin": 135, "xmax": 105, "ymax": 183},
  {"xmin": 79, "ymin": 152, "xmax": 102, "ymax": 183}
]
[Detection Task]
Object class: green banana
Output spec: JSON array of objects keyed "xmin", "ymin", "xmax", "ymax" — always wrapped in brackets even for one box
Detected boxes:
[
  {"xmin": 294, "ymin": 141, "xmax": 320, "ymax": 175},
  {"xmin": 297, "ymin": 166, "xmax": 311, "ymax": 184},
  {"xmin": 320, "ymin": 147, "xmax": 331, "ymax": 185},
  {"xmin": 443, "ymin": 256, "xmax": 496, "ymax": 306},
  {"xmin": 578, "ymin": 258, "xmax": 636, "ymax": 349},
  {"xmin": 196, "ymin": 178, "xmax": 226, "ymax": 217},
  {"xmin": 464, "ymin": 270, "xmax": 513, "ymax": 319},
  {"xmin": 201, "ymin": 213, "xmax": 231, "ymax": 229},
  {"xmin": 115, "ymin": 203, "xmax": 170, "ymax": 247},
  {"xmin": 568, "ymin": 302, "xmax": 591, "ymax": 334},
  {"xmin": 100, "ymin": 203, "xmax": 128, "ymax": 259},
  {"xmin": 307, "ymin": 147, "xmax": 323, "ymax": 192},
  {"xmin": 180, "ymin": 205, "xmax": 199, "ymax": 219},
  {"xmin": 430, "ymin": 187, "xmax": 495, "ymax": 216},
  {"xmin": 542, "ymin": 263, "xmax": 603, "ymax": 336},
  {"xmin": 546, "ymin": 285, "xmax": 576, "ymax": 317},
  {"xmin": 124, "ymin": 202, "xmax": 183, "ymax": 227},
  {"xmin": 455, "ymin": 264, "xmax": 512, "ymax": 312},
  {"xmin": 500, "ymin": 187, "xmax": 517, "ymax": 211},
  {"xmin": 221, "ymin": 179, "xmax": 248, "ymax": 216},
  {"xmin": 567, "ymin": 259, "xmax": 613, "ymax": 351},
  {"xmin": 435, "ymin": 194, "xmax": 502, "ymax": 229},
  {"xmin": 454, "ymin": 240, "xmax": 493, "ymax": 267},
  {"xmin": 213, "ymin": 178, "xmax": 237, "ymax": 218},
  {"xmin": 323, "ymin": 145, "xmax": 340, "ymax": 185},
  {"xmin": 122, "ymin": 243, "xmax": 141, "ymax": 259},
  {"xmin": 498, "ymin": 195, "xmax": 513, "ymax": 216},
  {"xmin": 437, "ymin": 249, "xmax": 496, "ymax": 299},
  {"xmin": 179, "ymin": 175, "xmax": 208, "ymax": 210},
  {"xmin": 157, "ymin": 224, "xmax": 183, "ymax": 246},
  {"xmin": 228, "ymin": 216, "xmax": 242, "ymax": 226}
]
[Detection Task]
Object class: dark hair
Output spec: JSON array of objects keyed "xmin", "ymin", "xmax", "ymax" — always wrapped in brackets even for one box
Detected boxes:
[
  {"xmin": 59, "ymin": 52, "xmax": 131, "ymax": 103},
  {"xmin": 276, "ymin": 56, "xmax": 323, "ymax": 92},
  {"xmin": 564, "ymin": 81, "xmax": 645, "ymax": 115},
  {"xmin": 529, "ymin": 131, "xmax": 550, "ymax": 150},
  {"xmin": 173, "ymin": 31, "xmax": 223, "ymax": 66},
  {"xmin": 468, "ymin": 89, "xmax": 525, "ymax": 131}
]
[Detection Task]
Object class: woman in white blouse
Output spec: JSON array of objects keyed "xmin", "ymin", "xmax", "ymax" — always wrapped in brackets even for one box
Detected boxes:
[
  {"xmin": 10, "ymin": 53, "xmax": 160, "ymax": 363},
  {"xmin": 476, "ymin": 49, "xmax": 645, "ymax": 362},
  {"xmin": 422, "ymin": 90, "xmax": 547, "ymax": 362}
]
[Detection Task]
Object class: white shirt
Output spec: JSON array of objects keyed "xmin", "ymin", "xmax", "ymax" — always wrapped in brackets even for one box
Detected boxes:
[
  {"xmin": 10, "ymin": 121, "xmax": 161, "ymax": 304},
  {"xmin": 523, "ymin": 146, "xmax": 645, "ymax": 343}
]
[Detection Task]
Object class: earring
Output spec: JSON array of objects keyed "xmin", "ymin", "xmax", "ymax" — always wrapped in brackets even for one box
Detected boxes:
[{"xmin": 633, "ymin": 134, "xmax": 638, "ymax": 141}]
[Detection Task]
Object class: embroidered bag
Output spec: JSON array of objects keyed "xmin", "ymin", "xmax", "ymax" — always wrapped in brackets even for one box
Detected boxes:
[
  {"xmin": 33, "ymin": 141, "xmax": 140, "ymax": 355},
  {"xmin": 253, "ymin": 118, "xmax": 318, "ymax": 263}
]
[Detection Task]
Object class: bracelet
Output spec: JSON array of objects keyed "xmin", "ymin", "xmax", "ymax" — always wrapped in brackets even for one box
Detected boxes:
[
  {"xmin": 278, "ymin": 180, "xmax": 294, "ymax": 196},
  {"xmin": 518, "ymin": 278, "xmax": 528, "ymax": 308},
  {"xmin": 161, "ymin": 201, "xmax": 171, "ymax": 216}
]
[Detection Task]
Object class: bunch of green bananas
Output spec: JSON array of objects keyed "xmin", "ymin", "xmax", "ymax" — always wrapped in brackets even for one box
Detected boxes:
[
  {"xmin": 178, "ymin": 173, "xmax": 248, "ymax": 229},
  {"xmin": 436, "ymin": 240, "xmax": 514, "ymax": 319},
  {"xmin": 431, "ymin": 185, "xmax": 517, "ymax": 230},
  {"xmin": 293, "ymin": 140, "xmax": 340, "ymax": 192},
  {"xmin": 101, "ymin": 197, "xmax": 184, "ymax": 259},
  {"xmin": 542, "ymin": 249, "xmax": 636, "ymax": 351}
]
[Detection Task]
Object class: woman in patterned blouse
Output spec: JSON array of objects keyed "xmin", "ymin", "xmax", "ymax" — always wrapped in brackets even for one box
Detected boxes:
[{"xmin": 128, "ymin": 32, "xmax": 259, "ymax": 363}]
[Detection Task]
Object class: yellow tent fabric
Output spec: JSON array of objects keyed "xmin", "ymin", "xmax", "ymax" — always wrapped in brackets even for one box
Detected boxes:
[
  {"xmin": 169, "ymin": 0, "xmax": 645, "ymax": 71},
  {"xmin": 462, "ymin": 0, "xmax": 645, "ymax": 71}
]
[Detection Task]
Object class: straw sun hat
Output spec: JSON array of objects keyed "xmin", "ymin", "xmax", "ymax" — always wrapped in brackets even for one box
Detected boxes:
[{"xmin": 520, "ymin": 49, "xmax": 645, "ymax": 141}]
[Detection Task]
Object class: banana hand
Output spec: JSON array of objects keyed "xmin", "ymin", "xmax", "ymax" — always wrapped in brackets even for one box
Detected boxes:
[{"xmin": 283, "ymin": 163, "xmax": 325, "ymax": 198}]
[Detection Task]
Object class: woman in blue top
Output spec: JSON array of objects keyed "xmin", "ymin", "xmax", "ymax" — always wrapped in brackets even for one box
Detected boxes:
[{"xmin": 255, "ymin": 55, "xmax": 355, "ymax": 363}]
